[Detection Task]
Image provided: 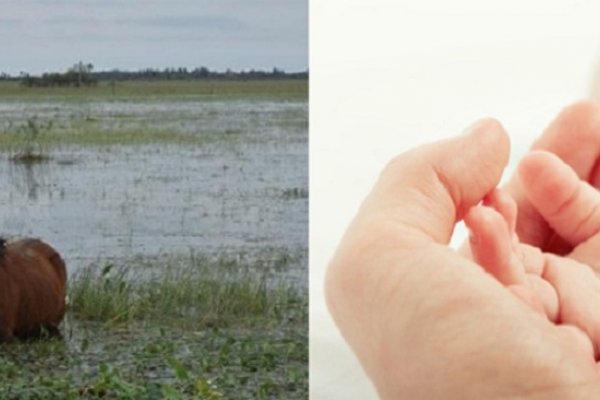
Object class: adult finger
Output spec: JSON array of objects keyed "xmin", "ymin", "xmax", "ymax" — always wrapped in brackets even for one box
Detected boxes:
[
  {"xmin": 361, "ymin": 118, "xmax": 510, "ymax": 247},
  {"xmin": 518, "ymin": 150, "xmax": 600, "ymax": 247},
  {"xmin": 504, "ymin": 101, "xmax": 600, "ymax": 248},
  {"xmin": 531, "ymin": 102, "xmax": 600, "ymax": 179}
]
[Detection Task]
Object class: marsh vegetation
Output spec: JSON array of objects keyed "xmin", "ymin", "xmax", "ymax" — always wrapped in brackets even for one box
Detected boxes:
[
  {"xmin": 0, "ymin": 79, "xmax": 308, "ymax": 398},
  {"xmin": 1, "ymin": 253, "xmax": 307, "ymax": 399}
]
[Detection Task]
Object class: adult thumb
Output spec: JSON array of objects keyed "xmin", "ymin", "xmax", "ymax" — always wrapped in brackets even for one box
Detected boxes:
[
  {"xmin": 361, "ymin": 118, "xmax": 510, "ymax": 248},
  {"xmin": 326, "ymin": 119, "xmax": 510, "ymax": 394}
]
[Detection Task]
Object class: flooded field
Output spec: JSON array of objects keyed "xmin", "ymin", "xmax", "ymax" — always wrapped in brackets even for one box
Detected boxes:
[
  {"xmin": 0, "ymin": 81, "xmax": 308, "ymax": 399},
  {"xmin": 0, "ymin": 94, "xmax": 308, "ymax": 284}
]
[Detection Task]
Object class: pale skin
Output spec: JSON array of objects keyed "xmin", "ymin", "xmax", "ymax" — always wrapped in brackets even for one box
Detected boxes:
[
  {"xmin": 326, "ymin": 102, "xmax": 600, "ymax": 398},
  {"xmin": 465, "ymin": 179, "xmax": 600, "ymax": 360}
]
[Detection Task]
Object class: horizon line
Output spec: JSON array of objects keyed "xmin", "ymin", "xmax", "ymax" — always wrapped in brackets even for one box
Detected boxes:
[{"xmin": 1, "ymin": 65, "xmax": 309, "ymax": 78}]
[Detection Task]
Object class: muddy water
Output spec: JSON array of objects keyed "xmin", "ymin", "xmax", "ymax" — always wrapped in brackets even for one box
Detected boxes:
[{"xmin": 0, "ymin": 99, "xmax": 308, "ymax": 283}]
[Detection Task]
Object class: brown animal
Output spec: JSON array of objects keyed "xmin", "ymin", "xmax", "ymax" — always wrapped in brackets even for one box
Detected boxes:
[{"xmin": 0, "ymin": 238, "xmax": 67, "ymax": 340}]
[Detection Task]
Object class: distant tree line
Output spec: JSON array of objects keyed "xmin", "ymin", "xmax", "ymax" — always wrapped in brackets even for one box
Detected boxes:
[
  {"xmin": 94, "ymin": 67, "xmax": 307, "ymax": 81},
  {"xmin": 20, "ymin": 62, "xmax": 98, "ymax": 87},
  {"xmin": 0, "ymin": 63, "xmax": 308, "ymax": 86}
]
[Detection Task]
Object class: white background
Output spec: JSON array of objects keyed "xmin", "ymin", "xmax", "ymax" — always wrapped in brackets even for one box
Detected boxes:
[{"xmin": 310, "ymin": 1, "xmax": 600, "ymax": 398}]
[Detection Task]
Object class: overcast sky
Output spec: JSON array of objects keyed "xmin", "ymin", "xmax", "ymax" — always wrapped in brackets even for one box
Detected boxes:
[{"xmin": 1, "ymin": 0, "xmax": 307, "ymax": 75}]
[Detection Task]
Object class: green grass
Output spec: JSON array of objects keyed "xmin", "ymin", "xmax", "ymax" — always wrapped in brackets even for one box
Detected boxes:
[
  {"xmin": 0, "ymin": 80, "xmax": 308, "ymax": 152},
  {"xmin": 0, "ymin": 251, "xmax": 308, "ymax": 399},
  {"xmin": 0, "ymin": 116, "xmax": 305, "ymax": 150},
  {"xmin": 0, "ymin": 79, "xmax": 308, "ymax": 100},
  {"xmin": 69, "ymin": 252, "xmax": 306, "ymax": 328},
  {"xmin": 0, "ymin": 125, "xmax": 215, "ymax": 151}
]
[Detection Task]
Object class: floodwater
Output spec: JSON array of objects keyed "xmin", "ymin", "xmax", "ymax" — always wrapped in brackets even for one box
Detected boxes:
[{"xmin": 0, "ymin": 98, "xmax": 308, "ymax": 284}]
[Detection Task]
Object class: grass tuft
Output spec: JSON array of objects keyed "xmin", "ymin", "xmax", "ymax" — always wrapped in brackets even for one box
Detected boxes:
[{"xmin": 68, "ymin": 255, "xmax": 306, "ymax": 329}]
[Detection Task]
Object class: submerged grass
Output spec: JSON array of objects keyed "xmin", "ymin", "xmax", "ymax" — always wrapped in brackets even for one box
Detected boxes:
[
  {"xmin": 0, "ymin": 125, "xmax": 213, "ymax": 151},
  {"xmin": 0, "ymin": 115, "xmax": 277, "ymax": 152},
  {"xmin": 0, "ymin": 252, "xmax": 308, "ymax": 399}
]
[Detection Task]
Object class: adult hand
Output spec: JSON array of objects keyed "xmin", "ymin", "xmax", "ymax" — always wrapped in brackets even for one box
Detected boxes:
[{"xmin": 326, "ymin": 103, "xmax": 600, "ymax": 399}]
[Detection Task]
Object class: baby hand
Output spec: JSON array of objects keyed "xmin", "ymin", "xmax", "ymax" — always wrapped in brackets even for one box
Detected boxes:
[{"xmin": 466, "ymin": 185, "xmax": 600, "ymax": 360}]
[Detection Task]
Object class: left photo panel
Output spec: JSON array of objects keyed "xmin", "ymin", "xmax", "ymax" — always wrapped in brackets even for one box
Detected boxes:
[{"xmin": 0, "ymin": 1, "xmax": 308, "ymax": 398}]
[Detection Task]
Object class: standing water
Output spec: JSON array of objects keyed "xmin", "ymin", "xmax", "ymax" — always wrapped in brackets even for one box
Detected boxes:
[{"xmin": 0, "ymin": 97, "xmax": 308, "ymax": 284}]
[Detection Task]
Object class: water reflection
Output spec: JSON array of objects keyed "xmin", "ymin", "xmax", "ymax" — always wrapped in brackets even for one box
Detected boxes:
[{"xmin": 7, "ymin": 159, "xmax": 51, "ymax": 201}]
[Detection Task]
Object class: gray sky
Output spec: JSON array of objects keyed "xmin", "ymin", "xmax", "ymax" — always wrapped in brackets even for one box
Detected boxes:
[{"xmin": 1, "ymin": 0, "xmax": 307, "ymax": 75}]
